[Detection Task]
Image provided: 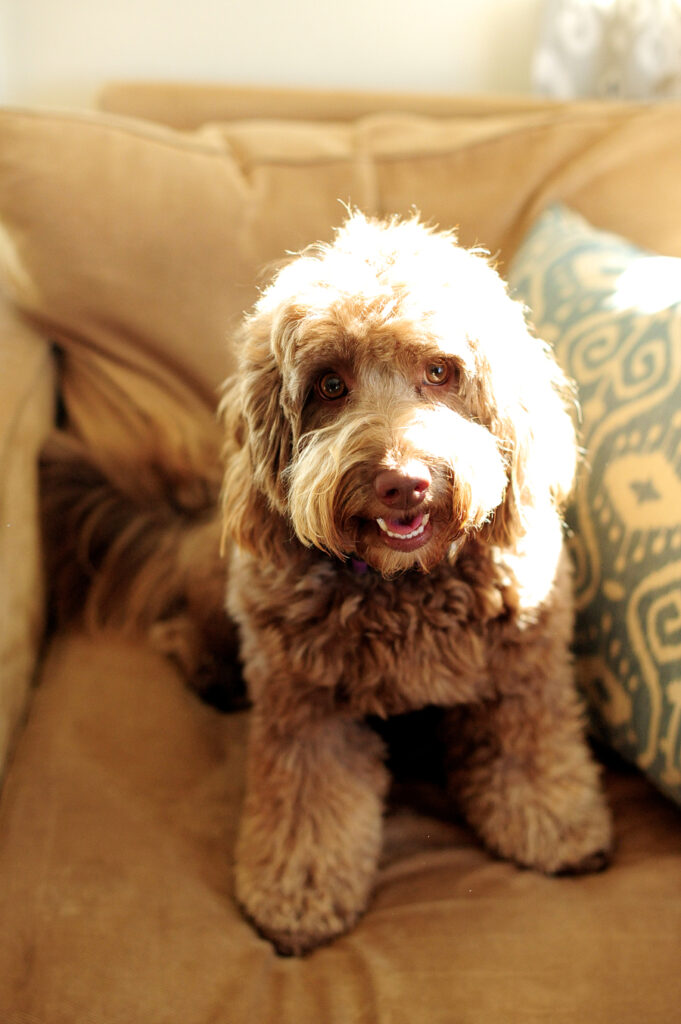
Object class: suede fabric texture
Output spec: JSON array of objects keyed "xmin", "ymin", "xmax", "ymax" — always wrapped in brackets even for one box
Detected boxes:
[
  {"xmin": 99, "ymin": 80, "xmax": 559, "ymax": 128},
  {"xmin": 0, "ymin": 631, "xmax": 680, "ymax": 1024},
  {"xmin": 0, "ymin": 299, "xmax": 54, "ymax": 772},
  {"xmin": 2, "ymin": 100, "xmax": 681, "ymax": 502}
]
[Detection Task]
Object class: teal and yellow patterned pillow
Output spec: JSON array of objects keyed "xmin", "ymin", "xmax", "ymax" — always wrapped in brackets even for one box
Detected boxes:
[{"xmin": 508, "ymin": 204, "xmax": 681, "ymax": 807}]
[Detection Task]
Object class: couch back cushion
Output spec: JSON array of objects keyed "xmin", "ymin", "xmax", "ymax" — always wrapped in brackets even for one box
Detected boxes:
[
  {"xmin": 1, "ymin": 101, "xmax": 681, "ymax": 483},
  {"xmin": 98, "ymin": 81, "xmax": 556, "ymax": 129}
]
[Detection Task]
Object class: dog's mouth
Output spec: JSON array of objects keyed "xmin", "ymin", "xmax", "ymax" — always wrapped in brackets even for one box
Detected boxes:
[{"xmin": 375, "ymin": 511, "xmax": 432, "ymax": 552}]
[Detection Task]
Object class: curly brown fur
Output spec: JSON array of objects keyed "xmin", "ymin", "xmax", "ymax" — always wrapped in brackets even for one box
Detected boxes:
[
  {"xmin": 221, "ymin": 211, "xmax": 612, "ymax": 956},
  {"xmin": 40, "ymin": 430, "xmax": 244, "ymax": 706}
]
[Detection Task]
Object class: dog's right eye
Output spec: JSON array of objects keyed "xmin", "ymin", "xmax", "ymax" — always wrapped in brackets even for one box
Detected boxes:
[{"xmin": 315, "ymin": 371, "xmax": 348, "ymax": 401}]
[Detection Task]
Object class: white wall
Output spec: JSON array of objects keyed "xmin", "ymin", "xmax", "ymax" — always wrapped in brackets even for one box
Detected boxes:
[{"xmin": 1, "ymin": 0, "xmax": 544, "ymax": 109}]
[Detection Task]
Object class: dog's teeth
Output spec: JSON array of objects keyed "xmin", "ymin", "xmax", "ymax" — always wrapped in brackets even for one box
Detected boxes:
[{"xmin": 376, "ymin": 513, "xmax": 430, "ymax": 540}]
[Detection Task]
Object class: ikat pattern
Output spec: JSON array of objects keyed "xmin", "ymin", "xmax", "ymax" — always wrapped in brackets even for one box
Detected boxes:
[{"xmin": 508, "ymin": 205, "xmax": 681, "ymax": 805}]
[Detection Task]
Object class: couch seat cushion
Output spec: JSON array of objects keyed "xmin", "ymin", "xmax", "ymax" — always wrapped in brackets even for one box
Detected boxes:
[{"xmin": 0, "ymin": 631, "xmax": 680, "ymax": 1023}]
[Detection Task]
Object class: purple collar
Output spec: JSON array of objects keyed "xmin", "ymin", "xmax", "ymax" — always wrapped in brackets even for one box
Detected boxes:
[{"xmin": 350, "ymin": 557, "xmax": 369, "ymax": 575}]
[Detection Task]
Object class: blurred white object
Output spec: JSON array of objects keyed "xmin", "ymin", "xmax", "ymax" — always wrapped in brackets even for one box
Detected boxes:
[{"xmin": 533, "ymin": 0, "xmax": 681, "ymax": 98}]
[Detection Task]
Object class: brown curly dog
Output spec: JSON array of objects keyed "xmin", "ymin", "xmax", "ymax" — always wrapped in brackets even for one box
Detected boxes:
[{"xmin": 220, "ymin": 211, "xmax": 612, "ymax": 956}]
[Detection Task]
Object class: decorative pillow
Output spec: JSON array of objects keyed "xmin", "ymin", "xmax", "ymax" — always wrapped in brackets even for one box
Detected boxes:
[{"xmin": 508, "ymin": 204, "xmax": 681, "ymax": 807}]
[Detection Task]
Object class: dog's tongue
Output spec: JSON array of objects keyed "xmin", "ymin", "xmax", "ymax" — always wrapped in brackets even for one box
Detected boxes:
[{"xmin": 383, "ymin": 513, "xmax": 424, "ymax": 536}]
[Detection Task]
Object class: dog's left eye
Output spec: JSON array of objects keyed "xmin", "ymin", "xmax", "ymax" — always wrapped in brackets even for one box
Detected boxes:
[
  {"xmin": 315, "ymin": 371, "xmax": 348, "ymax": 401},
  {"xmin": 424, "ymin": 361, "xmax": 450, "ymax": 386}
]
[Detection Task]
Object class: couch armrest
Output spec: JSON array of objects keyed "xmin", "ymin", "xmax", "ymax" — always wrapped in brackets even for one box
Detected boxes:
[{"xmin": 0, "ymin": 299, "xmax": 55, "ymax": 777}]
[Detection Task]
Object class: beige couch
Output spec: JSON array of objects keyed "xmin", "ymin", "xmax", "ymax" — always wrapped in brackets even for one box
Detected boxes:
[{"xmin": 1, "ymin": 84, "xmax": 680, "ymax": 1023}]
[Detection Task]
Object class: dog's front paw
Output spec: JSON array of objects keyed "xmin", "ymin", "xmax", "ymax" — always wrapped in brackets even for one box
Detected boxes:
[
  {"xmin": 471, "ymin": 777, "xmax": 613, "ymax": 876},
  {"xmin": 236, "ymin": 864, "xmax": 368, "ymax": 956},
  {"xmin": 234, "ymin": 715, "xmax": 387, "ymax": 954}
]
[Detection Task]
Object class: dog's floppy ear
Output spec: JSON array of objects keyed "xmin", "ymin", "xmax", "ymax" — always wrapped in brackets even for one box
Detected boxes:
[
  {"xmin": 220, "ymin": 306, "xmax": 294, "ymax": 561},
  {"xmin": 483, "ymin": 299, "xmax": 578, "ymax": 549}
]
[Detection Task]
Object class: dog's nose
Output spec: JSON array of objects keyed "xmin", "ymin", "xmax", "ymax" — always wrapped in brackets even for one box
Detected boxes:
[{"xmin": 374, "ymin": 463, "xmax": 431, "ymax": 509}]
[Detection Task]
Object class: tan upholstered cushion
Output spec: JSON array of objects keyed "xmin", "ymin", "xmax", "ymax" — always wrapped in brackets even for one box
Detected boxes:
[
  {"xmin": 1, "ymin": 630, "xmax": 680, "ymax": 1023},
  {"xmin": 2, "ymin": 103, "xmax": 681, "ymax": 491},
  {"xmin": 99, "ymin": 80, "xmax": 557, "ymax": 128}
]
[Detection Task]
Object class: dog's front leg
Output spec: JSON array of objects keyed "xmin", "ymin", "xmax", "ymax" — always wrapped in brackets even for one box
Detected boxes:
[
  {"xmin": 234, "ymin": 705, "xmax": 389, "ymax": 956},
  {"xmin": 448, "ymin": 639, "xmax": 613, "ymax": 875}
]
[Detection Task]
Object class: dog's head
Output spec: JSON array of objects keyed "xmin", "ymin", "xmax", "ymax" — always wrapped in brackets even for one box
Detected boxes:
[{"xmin": 221, "ymin": 212, "xmax": 576, "ymax": 577}]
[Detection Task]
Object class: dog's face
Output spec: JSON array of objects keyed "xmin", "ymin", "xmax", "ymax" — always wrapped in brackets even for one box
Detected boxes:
[
  {"xmin": 222, "ymin": 213, "xmax": 576, "ymax": 576},
  {"xmin": 276, "ymin": 302, "xmax": 509, "ymax": 578}
]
